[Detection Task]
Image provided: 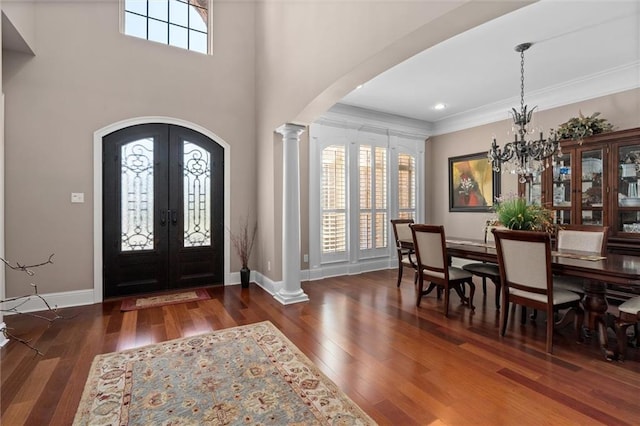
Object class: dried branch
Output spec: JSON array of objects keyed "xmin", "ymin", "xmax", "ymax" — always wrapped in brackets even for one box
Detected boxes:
[
  {"xmin": 1, "ymin": 253, "xmax": 54, "ymax": 276},
  {"xmin": 1, "ymin": 326, "xmax": 43, "ymax": 357},
  {"xmin": 0, "ymin": 254, "xmax": 65, "ymax": 356},
  {"xmin": 229, "ymin": 217, "xmax": 257, "ymax": 268}
]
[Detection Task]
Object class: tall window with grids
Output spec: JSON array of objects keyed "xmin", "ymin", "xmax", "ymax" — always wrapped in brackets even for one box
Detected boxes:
[
  {"xmin": 321, "ymin": 145, "xmax": 347, "ymax": 261},
  {"xmin": 123, "ymin": 0, "xmax": 210, "ymax": 54},
  {"xmin": 398, "ymin": 153, "xmax": 416, "ymax": 220},
  {"xmin": 359, "ymin": 146, "xmax": 387, "ymax": 251}
]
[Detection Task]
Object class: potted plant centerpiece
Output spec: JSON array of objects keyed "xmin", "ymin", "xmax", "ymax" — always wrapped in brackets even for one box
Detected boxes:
[
  {"xmin": 230, "ymin": 217, "xmax": 257, "ymax": 288},
  {"xmin": 555, "ymin": 111, "xmax": 613, "ymax": 143},
  {"xmin": 493, "ymin": 194, "xmax": 554, "ymax": 232}
]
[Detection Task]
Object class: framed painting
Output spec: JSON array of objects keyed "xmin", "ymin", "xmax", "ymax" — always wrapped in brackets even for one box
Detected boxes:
[{"xmin": 449, "ymin": 152, "xmax": 500, "ymax": 212}]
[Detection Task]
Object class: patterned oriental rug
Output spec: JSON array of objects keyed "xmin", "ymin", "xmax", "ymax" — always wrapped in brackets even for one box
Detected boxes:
[
  {"xmin": 120, "ymin": 289, "xmax": 211, "ymax": 311},
  {"xmin": 73, "ymin": 321, "xmax": 375, "ymax": 425}
]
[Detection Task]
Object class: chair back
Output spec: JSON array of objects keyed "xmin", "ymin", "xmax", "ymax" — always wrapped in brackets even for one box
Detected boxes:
[
  {"xmin": 493, "ymin": 229, "xmax": 552, "ymax": 296},
  {"xmin": 556, "ymin": 224, "xmax": 608, "ymax": 255},
  {"xmin": 391, "ymin": 218, "xmax": 414, "ymax": 247},
  {"xmin": 410, "ymin": 224, "xmax": 447, "ymax": 280},
  {"xmin": 485, "ymin": 222, "xmax": 507, "ymax": 244}
]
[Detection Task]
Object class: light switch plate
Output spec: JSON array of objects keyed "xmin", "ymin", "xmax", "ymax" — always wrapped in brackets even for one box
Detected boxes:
[{"xmin": 71, "ymin": 192, "xmax": 84, "ymax": 203}]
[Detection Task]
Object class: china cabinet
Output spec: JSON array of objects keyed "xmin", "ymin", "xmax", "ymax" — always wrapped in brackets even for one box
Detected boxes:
[{"xmin": 522, "ymin": 127, "xmax": 640, "ymax": 255}]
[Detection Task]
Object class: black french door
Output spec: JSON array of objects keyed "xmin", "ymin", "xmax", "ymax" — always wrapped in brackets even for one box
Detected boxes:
[{"xmin": 103, "ymin": 124, "xmax": 224, "ymax": 298}]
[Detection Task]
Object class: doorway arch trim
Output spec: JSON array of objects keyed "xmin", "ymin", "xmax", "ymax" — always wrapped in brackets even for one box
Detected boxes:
[{"xmin": 93, "ymin": 116, "xmax": 231, "ymax": 303}]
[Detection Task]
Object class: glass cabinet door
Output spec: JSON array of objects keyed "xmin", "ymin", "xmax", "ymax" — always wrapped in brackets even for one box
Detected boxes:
[
  {"xmin": 580, "ymin": 149, "xmax": 604, "ymax": 225},
  {"xmin": 617, "ymin": 144, "xmax": 640, "ymax": 233},
  {"xmin": 552, "ymin": 152, "xmax": 572, "ymax": 224},
  {"xmin": 524, "ymin": 173, "xmax": 542, "ymax": 205}
]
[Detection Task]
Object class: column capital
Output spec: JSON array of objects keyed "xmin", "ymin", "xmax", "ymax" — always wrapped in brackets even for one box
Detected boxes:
[{"xmin": 276, "ymin": 123, "xmax": 306, "ymax": 140}]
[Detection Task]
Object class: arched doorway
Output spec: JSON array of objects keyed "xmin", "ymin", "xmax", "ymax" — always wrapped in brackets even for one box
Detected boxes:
[{"xmin": 93, "ymin": 118, "xmax": 230, "ymax": 301}]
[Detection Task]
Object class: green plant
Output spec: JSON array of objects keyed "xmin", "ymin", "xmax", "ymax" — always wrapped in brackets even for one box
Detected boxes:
[
  {"xmin": 493, "ymin": 194, "xmax": 554, "ymax": 232},
  {"xmin": 555, "ymin": 111, "xmax": 613, "ymax": 141}
]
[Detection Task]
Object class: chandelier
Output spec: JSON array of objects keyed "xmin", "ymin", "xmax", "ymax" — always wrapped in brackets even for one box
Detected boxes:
[{"xmin": 488, "ymin": 42, "xmax": 560, "ymax": 183}]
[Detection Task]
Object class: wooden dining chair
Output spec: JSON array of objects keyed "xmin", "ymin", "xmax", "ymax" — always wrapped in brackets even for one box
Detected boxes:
[
  {"xmin": 615, "ymin": 296, "xmax": 640, "ymax": 360},
  {"xmin": 493, "ymin": 229, "xmax": 584, "ymax": 354},
  {"xmin": 391, "ymin": 219, "xmax": 418, "ymax": 287},
  {"xmin": 462, "ymin": 221, "xmax": 506, "ymax": 309},
  {"xmin": 410, "ymin": 224, "xmax": 475, "ymax": 317},
  {"xmin": 553, "ymin": 224, "xmax": 609, "ymax": 294}
]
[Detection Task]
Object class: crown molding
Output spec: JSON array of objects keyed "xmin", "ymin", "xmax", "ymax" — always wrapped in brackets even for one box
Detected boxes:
[
  {"xmin": 318, "ymin": 103, "xmax": 433, "ymax": 140},
  {"xmin": 431, "ymin": 61, "xmax": 640, "ymax": 136}
]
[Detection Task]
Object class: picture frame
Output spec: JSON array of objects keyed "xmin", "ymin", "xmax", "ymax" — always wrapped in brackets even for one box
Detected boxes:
[{"xmin": 449, "ymin": 152, "xmax": 500, "ymax": 212}]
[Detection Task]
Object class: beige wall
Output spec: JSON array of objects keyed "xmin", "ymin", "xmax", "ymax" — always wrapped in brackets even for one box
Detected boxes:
[
  {"xmin": 2, "ymin": 1, "xmax": 256, "ymax": 295},
  {"xmin": 429, "ymin": 88, "xmax": 640, "ymax": 240},
  {"xmin": 2, "ymin": 0, "xmax": 36, "ymax": 54}
]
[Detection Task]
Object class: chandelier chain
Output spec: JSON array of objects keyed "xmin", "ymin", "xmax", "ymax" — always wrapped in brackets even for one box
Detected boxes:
[{"xmin": 520, "ymin": 49, "xmax": 525, "ymax": 117}]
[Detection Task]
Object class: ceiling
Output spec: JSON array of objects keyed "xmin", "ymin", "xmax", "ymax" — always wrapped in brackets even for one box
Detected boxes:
[{"xmin": 338, "ymin": 0, "xmax": 640, "ymax": 135}]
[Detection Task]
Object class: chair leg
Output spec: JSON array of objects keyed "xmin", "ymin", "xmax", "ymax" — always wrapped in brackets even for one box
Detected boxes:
[
  {"xmin": 467, "ymin": 280, "xmax": 475, "ymax": 310},
  {"xmin": 397, "ymin": 262, "xmax": 404, "ymax": 287},
  {"xmin": 416, "ymin": 275, "xmax": 424, "ymax": 307},
  {"xmin": 574, "ymin": 306, "xmax": 585, "ymax": 344},
  {"xmin": 521, "ymin": 306, "xmax": 527, "ymax": 325},
  {"xmin": 493, "ymin": 280, "xmax": 501, "ymax": 310},
  {"xmin": 500, "ymin": 300, "xmax": 509, "ymax": 337},
  {"xmin": 444, "ymin": 286, "xmax": 450, "ymax": 317},
  {"xmin": 482, "ymin": 277, "xmax": 487, "ymax": 295},
  {"xmin": 546, "ymin": 307, "xmax": 554, "ymax": 354}
]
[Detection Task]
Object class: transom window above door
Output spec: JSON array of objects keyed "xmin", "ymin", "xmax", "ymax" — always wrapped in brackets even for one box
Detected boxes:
[{"xmin": 123, "ymin": 0, "xmax": 210, "ymax": 54}]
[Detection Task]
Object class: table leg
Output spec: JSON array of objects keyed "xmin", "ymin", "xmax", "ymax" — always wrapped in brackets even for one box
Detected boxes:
[{"xmin": 583, "ymin": 281, "xmax": 616, "ymax": 360}]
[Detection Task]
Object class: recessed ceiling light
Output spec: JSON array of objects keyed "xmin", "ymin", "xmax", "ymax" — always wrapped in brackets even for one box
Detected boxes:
[
  {"xmin": 434, "ymin": 103, "xmax": 446, "ymax": 110},
  {"xmin": 356, "ymin": 84, "xmax": 365, "ymax": 90}
]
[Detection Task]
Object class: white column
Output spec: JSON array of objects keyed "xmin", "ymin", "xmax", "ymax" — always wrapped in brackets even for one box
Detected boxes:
[{"xmin": 274, "ymin": 123, "xmax": 309, "ymax": 305}]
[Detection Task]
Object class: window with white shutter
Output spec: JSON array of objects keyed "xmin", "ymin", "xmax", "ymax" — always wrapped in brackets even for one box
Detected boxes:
[
  {"xmin": 398, "ymin": 153, "xmax": 416, "ymax": 220},
  {"xmin": 321, "ymin": 145, "xmax": 347, "ymax": 260}
]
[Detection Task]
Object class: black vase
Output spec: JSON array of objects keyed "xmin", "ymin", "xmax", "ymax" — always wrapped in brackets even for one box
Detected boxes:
[{"xmin": 240, "ymin": 267, "xmax": 250, "ymax": 288}]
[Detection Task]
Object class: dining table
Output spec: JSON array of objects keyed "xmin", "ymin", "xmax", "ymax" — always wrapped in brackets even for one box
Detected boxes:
[{"xmin": 399, "ymin": 237, "xmax": 640, "ymax": 359}]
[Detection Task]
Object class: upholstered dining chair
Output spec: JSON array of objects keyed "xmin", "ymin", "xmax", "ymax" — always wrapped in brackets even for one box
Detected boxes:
[
  {"xmin": 493, "ymin": 229, "xmax": 584, "ymax": 354},
  {"xmin": 553, "ymin": 224, "xmax": 609, "ymax": 294},
  {"xmin": 615, "ymin": 296, "xmax": 640, "ymax": 360},
  {"xmin": 410, "ymin": 224, "xmax": 475, "ymax": 317},
  {"xmin": 391, "ymin": 218, "xmax": 418, "ymax": 287},
  {"xmin": 462, "ymin": 221, "xmax": 506, "ymax": 309}
]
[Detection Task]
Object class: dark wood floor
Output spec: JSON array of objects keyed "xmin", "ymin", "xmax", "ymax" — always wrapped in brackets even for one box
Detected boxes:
[{"xmin": 2, "ymin": 270, "xmax": 640, "ymax": 425}]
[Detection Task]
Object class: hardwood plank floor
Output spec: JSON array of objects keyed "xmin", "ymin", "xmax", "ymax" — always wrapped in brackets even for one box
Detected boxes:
[{"xmin": 2, "ymin": 270, "xmax": 640, "ymax": 425}]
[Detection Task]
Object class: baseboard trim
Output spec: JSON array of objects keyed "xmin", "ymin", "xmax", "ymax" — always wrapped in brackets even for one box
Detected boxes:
[{"xmin": 1, "ymin": 289, "xmax": 96, "ymax": 315}]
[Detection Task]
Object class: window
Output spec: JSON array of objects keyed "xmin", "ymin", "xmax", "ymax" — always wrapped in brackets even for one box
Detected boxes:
[
  {"xmin": 359, "ymin": 146, "xmax": 387, "ymax": 251},
  {"xmin": 309, "ymin": 123, "xmax": 424, "ymax": 276},
  {"xmin": 124, "ymin": 0, "xmax": 210, "ymax": 54},
  {"xmin": 321, "ymin": 145, "xmax": 347, "ymax": 260},
  {"xmin": 398, "ymin": 153, "xmax": 416, "ymax": 220}
]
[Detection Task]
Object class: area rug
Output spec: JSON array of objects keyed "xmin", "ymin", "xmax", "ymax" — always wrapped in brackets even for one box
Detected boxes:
[
  {"xmin": 120, "ymin": 289, "xmax": 211, "ymax": 311},
  {"xmin": 73, "ymin": 321, "xmax": 375, "ymax": 425}
]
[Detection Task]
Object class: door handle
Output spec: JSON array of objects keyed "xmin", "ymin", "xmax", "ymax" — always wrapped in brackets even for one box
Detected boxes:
[
  {"xmin": 160, "ymin": 209, "xmax": 167, "ymax": 226},
  {"xmin": 171, "ymin": 210, "xmax": 178, "ymax": 225}
]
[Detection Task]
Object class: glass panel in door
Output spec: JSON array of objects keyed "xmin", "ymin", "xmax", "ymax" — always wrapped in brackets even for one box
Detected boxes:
[
  {"xmin": 618, "ymin": 145, "xmax": 640, "ymax": 233},
  {"xmin": 552, "ymin": 152, "xmax": 571, "ymax": 224},
  {"xmin": 580, "ymin": 149, "xmax": 604, "ymax": 225},
  {"xmin": 121, "ymin": 138, "xmax": 155, "ymax": 251},
  {"xmin": 183, "ymin": 141, "xmax": 211, "ymax": 247}
]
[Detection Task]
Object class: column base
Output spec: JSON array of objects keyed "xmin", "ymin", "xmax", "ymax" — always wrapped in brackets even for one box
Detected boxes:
[
  {"xmin": 0, "ymin": 322, "xmax": 9, "ymax": 347},
  {"xmin": 274, "ymin": 290, "xmax": 309, "ymax": 305}
]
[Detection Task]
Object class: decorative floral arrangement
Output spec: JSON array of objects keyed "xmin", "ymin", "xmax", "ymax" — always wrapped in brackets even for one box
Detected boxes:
[
  {"xmin": 229, "ymin": 217, "xmax": 257, "ymax": 269},
  {"xmin": 493, "ymin": 194, "xmax": 554, "ymax": 232},
  {"xmin": 555, "ymin": 111, "xmax": 613, "ymax": 141}
]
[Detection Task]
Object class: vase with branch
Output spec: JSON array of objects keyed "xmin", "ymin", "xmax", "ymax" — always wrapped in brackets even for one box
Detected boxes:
[{"xmin": 229, "ymin": 217, "xmax": 257, "ymax": 288}]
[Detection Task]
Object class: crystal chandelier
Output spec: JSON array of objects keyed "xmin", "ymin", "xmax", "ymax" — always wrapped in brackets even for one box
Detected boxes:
[{"xmin": 488, "ymin": 42, "xmax": 560, "ymax": 183}]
